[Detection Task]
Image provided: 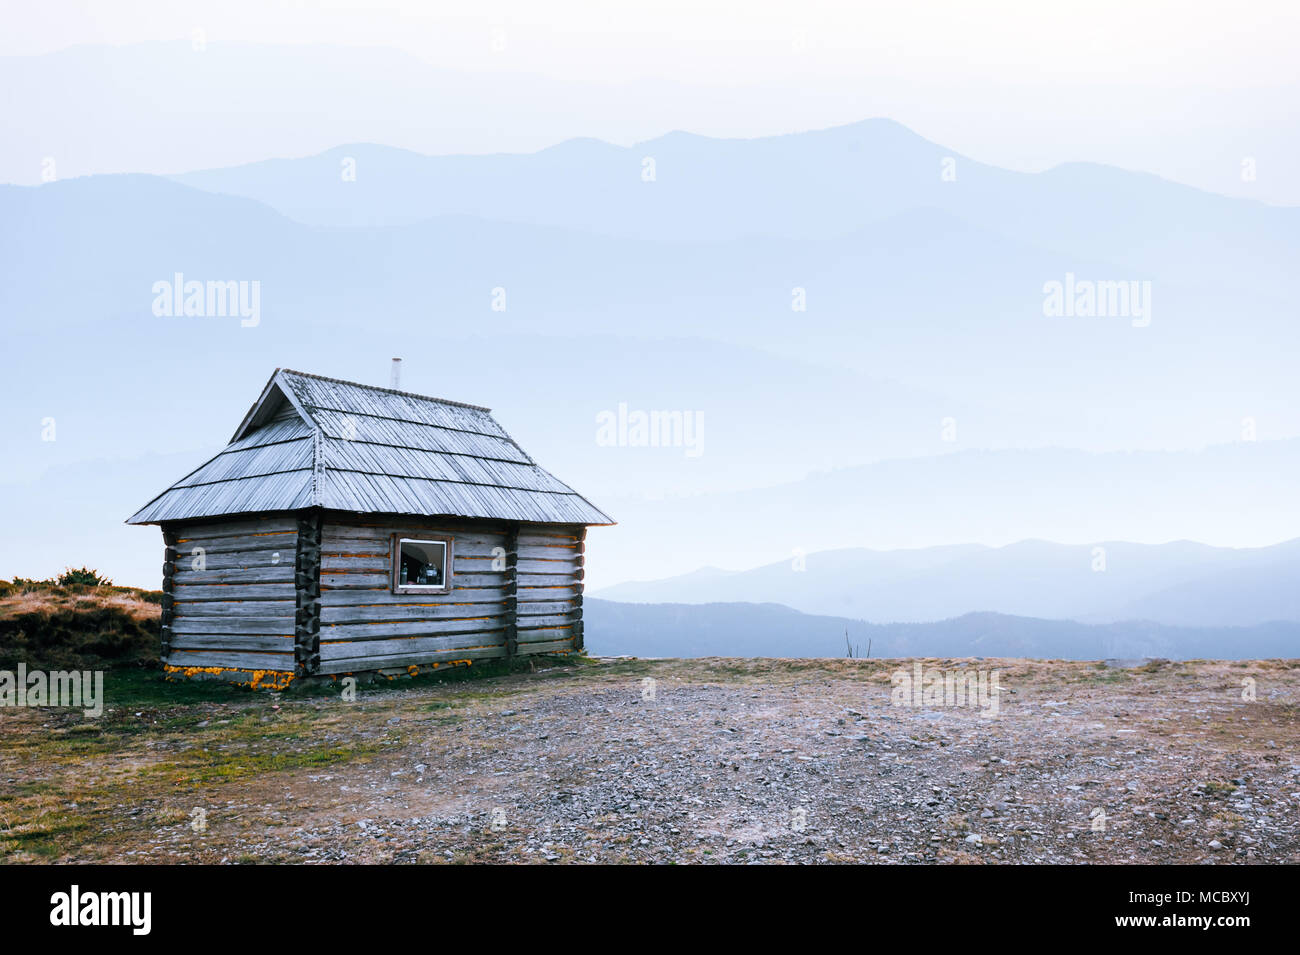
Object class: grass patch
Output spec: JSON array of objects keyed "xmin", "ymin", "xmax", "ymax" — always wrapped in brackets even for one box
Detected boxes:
[
  {"xmin": 141, "ymin": 728, "xmax": 388, "ymax": 788},
  {"xmin": 0, "ymin": 580, "xmax": 161, "ymax": 671},
  {"xmin": 107, "ymin": 669, "xmax": 268, "ymax": 707}
]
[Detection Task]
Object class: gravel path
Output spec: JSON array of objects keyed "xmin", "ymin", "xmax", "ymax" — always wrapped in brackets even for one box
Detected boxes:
[{"xmin": 7, "ymin": 657, "xmax": 1298, "ymax": 863}]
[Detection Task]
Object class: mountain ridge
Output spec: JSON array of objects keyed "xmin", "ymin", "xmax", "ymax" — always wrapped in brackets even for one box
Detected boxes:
[
  {"xmin": 584, "ymin": 598, "xmax": 1300, "ymax": 660},
  {"xmin": 592, "ymin": 537, "xmax": 1300, "ymax": 627}
]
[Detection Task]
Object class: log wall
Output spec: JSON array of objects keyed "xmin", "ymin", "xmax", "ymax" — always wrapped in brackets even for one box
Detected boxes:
[
  {"xmin": 516, "ymin": 524, "xmax": 585, "ymax": 655},
  {"xmin": 159, "ymin": 513, "xmax": 587, "ymax": 677},
  {"xmin": 316, "ymin": 515, "xmax": 585, "ymax": 674},
  {"xmin": 165, "ymin": 516, "xmax": 300, "ymax": 672}
]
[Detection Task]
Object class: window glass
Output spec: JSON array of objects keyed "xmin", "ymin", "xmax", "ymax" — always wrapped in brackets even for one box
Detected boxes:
[{"xmin": 397, "ymin": 539, "xmax": 447, "ymax": 588}]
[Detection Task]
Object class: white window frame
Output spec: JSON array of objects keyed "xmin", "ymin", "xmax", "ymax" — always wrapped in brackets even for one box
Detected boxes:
[{"xmin": 391, "ymin": 535, "xmax": 453, "ymax": 594}]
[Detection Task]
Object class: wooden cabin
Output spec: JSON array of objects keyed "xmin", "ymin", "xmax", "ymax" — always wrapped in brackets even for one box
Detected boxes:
[{"xmin": 127, "ymin": 368, "xmax": 613, "ymax": 684}]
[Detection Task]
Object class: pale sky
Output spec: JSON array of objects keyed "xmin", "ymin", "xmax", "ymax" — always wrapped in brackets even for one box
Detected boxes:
[
  {"xmin": 4, "ymin": 1, "xmax": 1299, "ymax": 199},
  {"xmin": 7, "ymin": 1, "xmax": 1299, "ymax": 86}
]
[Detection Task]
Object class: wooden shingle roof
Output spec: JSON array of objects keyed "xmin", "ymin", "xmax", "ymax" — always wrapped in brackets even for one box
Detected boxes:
[{"xmin": 127, "ymin": 369, "xmax": 614, "ymax": 526}]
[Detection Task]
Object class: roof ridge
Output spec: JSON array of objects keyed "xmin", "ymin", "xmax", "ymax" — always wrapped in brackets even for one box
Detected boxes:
[{"xmin": 278, "ymin": 368, "xmax": 493, "ymax": 413}]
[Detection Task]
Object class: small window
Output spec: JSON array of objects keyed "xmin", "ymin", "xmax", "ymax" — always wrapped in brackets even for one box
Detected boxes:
[{"xmin": 392, "ymin": 536, "xmax": 452, "ymax": 594}]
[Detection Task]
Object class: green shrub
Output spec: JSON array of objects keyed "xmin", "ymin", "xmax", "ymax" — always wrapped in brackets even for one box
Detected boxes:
[{"xmin": 56, "ymin": 567, "xmax": 113, "ymax": 587}]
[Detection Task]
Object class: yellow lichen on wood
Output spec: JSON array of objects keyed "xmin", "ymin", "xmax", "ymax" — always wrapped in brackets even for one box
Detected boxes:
[{"xmin": 163, "ymin": 664, "xmax": 295, "ymax": 690}]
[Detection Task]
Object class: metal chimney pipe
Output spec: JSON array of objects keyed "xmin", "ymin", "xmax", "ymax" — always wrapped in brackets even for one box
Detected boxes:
[{"xmin": 390, "ymin": 357, "xmax": 402, "ymax": 389}]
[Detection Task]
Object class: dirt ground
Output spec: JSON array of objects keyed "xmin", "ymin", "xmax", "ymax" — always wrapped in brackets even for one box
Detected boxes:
[{"xmin": 2, "ymin": 656, "xmax": 1296, "ymax": 864}]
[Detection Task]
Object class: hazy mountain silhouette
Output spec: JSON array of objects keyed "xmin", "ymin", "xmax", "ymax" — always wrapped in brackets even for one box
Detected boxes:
[
  {"xmin": 171, "ymin": 122, "xmax": 1299, "ymax": 299},
  {"xmin": 585, "ymin": 599, "xmax": 1300, "ymax": 660},
  {"xmin": 593, "ymin": 441, "xmax": 1300, "ymax": 584},
  {"xmin": 4, "ymin": 172, "xmax": 1296, "ymax": 465},
  {"xmin": 3, "ymin": 128, "xmax": 1298, "ymax": 637},
  {"xmin": 593, "ymin": 539, "xmax": 1300, "ymax": 626}
]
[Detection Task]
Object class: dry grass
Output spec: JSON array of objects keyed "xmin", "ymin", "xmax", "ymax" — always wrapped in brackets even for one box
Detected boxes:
[{"xmin": 0, "ymin": 580, "xmax": 161, "ymax": 671}]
